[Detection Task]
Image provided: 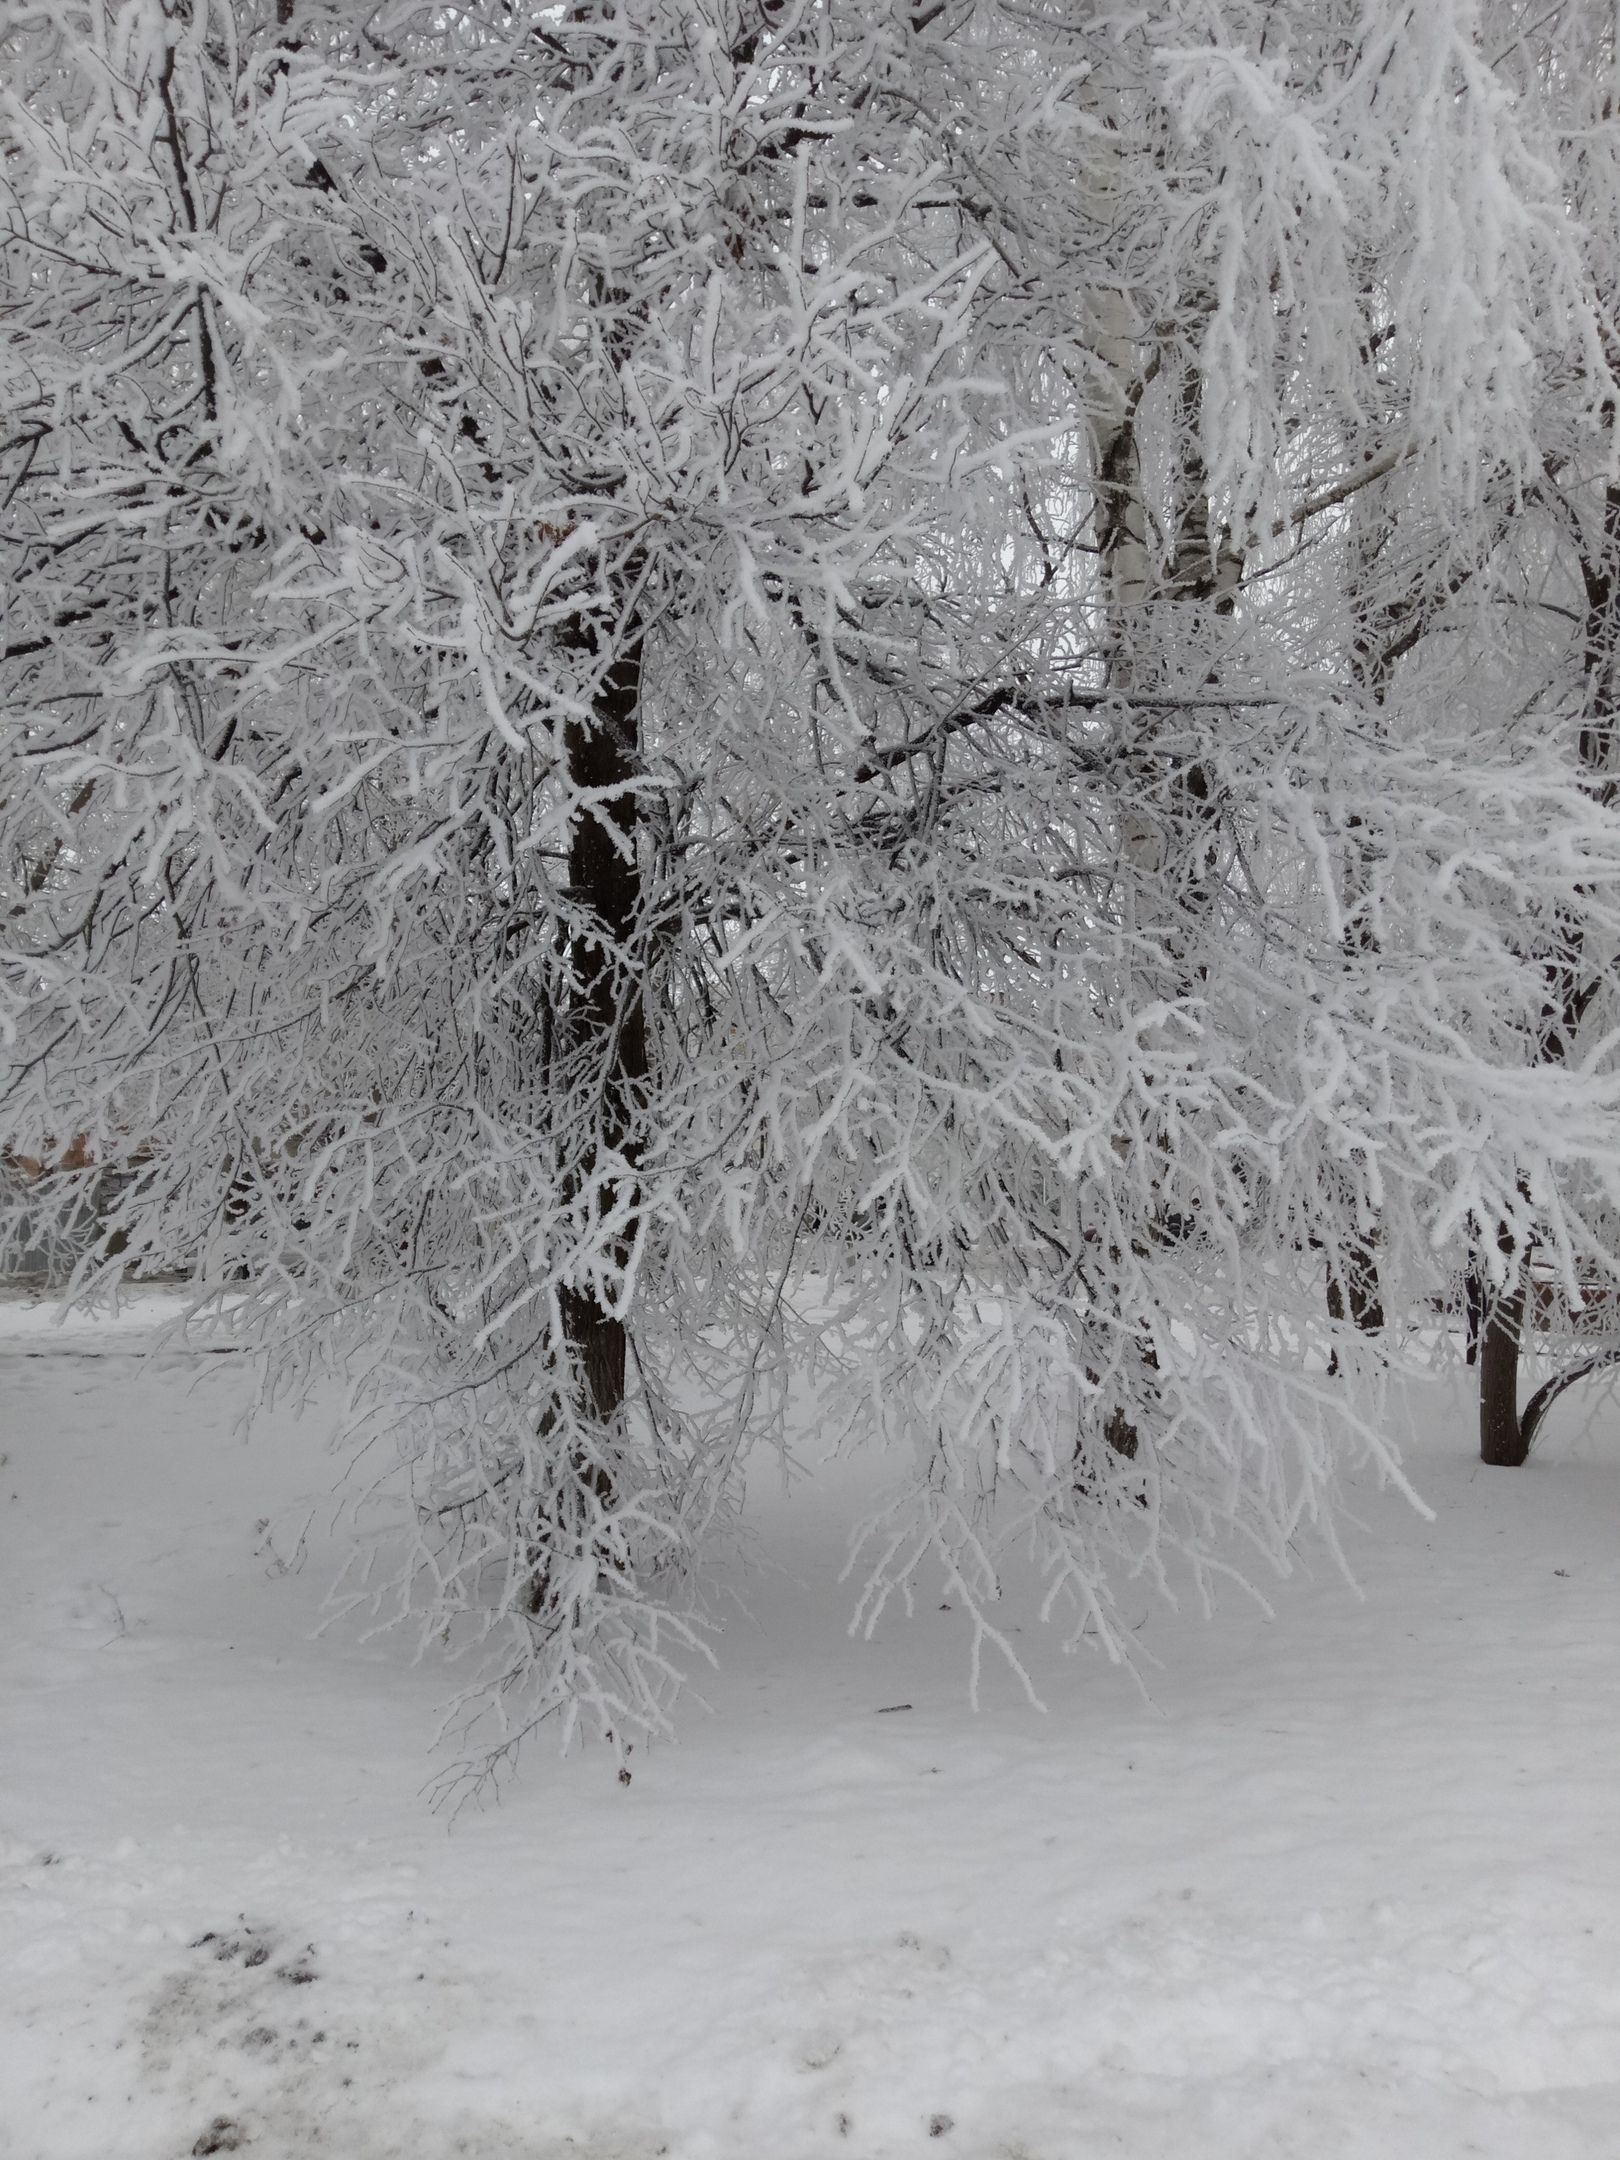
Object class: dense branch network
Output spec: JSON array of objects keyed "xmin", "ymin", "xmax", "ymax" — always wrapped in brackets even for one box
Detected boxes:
[{"xmin": 4, "ymin": 0, "xmax": 1620, "ymax": 1779}]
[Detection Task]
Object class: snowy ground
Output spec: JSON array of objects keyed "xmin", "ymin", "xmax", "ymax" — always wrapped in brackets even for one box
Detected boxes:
[{"xmin": 2, "ymin": 1294, "xmax": 1618, "ymax": 2160}]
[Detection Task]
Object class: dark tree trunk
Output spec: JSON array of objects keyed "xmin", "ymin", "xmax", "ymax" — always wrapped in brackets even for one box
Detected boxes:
[
  {"xmin": 1462, "ymin": 1260, "xmax": 1485, "ymax": 1366},
  {"xmin": 1478, "ymin": 1247, "xmax": 1529, "ymax": 1467},
  {"xmin": 524, "ymin": 631, "xmax": 646, "ymax": 1614},
  {"xmin": 560, "ymin": 630, "xmax": 647, "ymax": 1431},
  {"xmin": 1326, "ymin": 1245, "xmax": 1384, "ymax": 1338}
]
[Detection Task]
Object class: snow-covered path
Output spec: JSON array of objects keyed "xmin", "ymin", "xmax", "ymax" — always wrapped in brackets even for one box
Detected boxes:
[{"xmin": 3, "ymin": 1301, "xmax": 1618, "ymax": 2159}]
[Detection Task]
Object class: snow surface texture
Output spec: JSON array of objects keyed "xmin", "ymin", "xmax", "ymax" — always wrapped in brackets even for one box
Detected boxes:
[{"xmin": 2, "ymin": 1293, "xmax": 1618, "ymax": 2159}]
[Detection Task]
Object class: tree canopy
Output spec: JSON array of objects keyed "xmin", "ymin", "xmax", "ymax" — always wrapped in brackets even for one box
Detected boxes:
[{"xmin": 6, "ymin": 0, "xmax": 1620, "ymax": 1781}]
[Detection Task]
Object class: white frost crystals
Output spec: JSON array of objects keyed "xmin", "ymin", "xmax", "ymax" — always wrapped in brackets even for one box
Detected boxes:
[{"xmin": 5, "ymin": 0, "xmax": 1620, "ymax": 1784}]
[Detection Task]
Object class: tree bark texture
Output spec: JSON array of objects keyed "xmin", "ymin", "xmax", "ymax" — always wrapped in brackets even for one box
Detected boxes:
[
  {"xmin": 1478, "ymin": 1247, "xmax": 1529, "ymax": 1466},
  {"xmin": 560, "ymin": 631, "xmax": 647, "ymax": 1431}
]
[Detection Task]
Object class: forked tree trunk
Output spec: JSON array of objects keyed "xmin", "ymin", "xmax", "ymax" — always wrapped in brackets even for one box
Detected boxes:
[{"xmin": 1325, "ymin": 1246, "xmax": 1385, "ymax": 1342}]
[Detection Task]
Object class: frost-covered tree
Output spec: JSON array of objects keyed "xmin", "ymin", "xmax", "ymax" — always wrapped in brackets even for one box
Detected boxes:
[
  {"xmin": 1446, "ymin": 1, "xmax": 1620, "ymax": 1465},
  {"xmin": 6, "ymin": 0, "xmax": 1620, "ymax": 1781}
]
